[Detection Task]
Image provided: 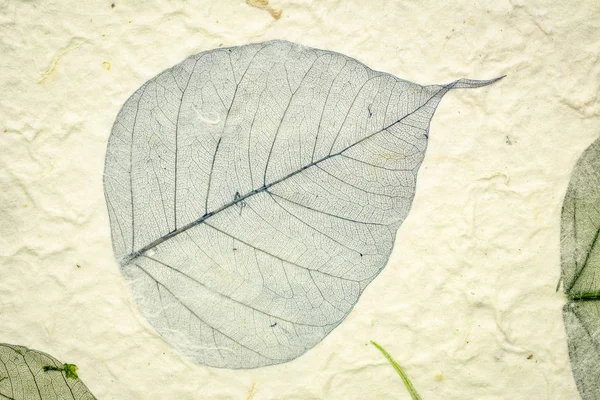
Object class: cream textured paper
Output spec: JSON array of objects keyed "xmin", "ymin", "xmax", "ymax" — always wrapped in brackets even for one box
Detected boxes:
[{"xmin": 1, "ymin": 1, "xmax": 599, "ymax": 399}]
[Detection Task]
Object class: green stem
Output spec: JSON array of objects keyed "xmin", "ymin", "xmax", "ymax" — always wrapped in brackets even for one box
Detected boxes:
[
  {"xmin": 371, "ymin": 340, "xmax": 423, "ymax": 400},
  {"xmin": 568, "ymin": 291, "xmax": 600, "ymax": 301}
]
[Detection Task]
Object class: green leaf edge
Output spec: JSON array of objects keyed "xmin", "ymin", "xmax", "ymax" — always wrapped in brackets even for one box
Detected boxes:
[{"xmin": 370, "ymin": 340, "xmax": 423, "ymax": 400}]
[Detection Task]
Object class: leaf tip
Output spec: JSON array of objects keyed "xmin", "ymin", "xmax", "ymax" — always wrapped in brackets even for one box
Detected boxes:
[{"xmin": 449, "ymin": 75, "xmax": 506, "ymax": 89}]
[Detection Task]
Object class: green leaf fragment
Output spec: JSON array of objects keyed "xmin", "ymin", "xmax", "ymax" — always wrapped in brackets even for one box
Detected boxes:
[
  {"xmin": 63, "ymin": 364, "xmax": 79, "ymax": 379},
  {"xmin": 370, "ymin": 340, "xmax": 423, "ymax": 400},
  {"xmin": 568, "ymin": 291, "xmax": 600, "ymax": 301},
  {"xmin": 43, "ymin": 363, "xmax": 79, "ymax": 379}
]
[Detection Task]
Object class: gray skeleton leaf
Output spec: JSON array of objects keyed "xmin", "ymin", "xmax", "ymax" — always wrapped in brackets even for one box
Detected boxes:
[
  {"xmin": 104, "ymin": 39, "xmax": 501, "ymax": 369},
  {"xmin": 562, "ymin": 135, "xmax": 600, "ymax": 400},
  {"xmin": 0, "ymin": 343, "xmax": 96, "ymax": 400}
]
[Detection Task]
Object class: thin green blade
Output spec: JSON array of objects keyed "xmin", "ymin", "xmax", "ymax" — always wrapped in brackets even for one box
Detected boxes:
[{"xmin": 371, "ymin": 340, "xmax": 423, "ymax": 400}]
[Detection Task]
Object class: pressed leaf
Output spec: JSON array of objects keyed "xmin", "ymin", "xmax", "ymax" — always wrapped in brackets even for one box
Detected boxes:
[
  {"xmin": 104, "ymin": 39, "xmax": 501, "ymax": 369},
  {"xmin": 0, "ymin": 343, "xmax": 96, "ymax": 400},
  {"xmin": 562, "ymin": 135, "xmax": 600, "ymax": 399}
]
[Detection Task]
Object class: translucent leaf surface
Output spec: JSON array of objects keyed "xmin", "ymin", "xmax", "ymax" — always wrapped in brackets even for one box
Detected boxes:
[
  {"xmin": 104, "ymin": 39, "xmax": 501, "ymax": 368},
  {"xmin": 562, "ymin": 135, "xmax": 600, "ymax": 399},
  {"xmin": 0, "ymin": 344, "xmax": 96, "ymax": 400}
]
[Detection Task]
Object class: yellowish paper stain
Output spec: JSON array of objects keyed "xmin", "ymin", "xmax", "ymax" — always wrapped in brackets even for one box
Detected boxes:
[
  {"xmin": 245, "ymin": 382, "xmax": 257, "ymax": 400},
  {"xmin": 36, "ymin": 39, "xmax": 84, "ymax": 84},
  {"xmin": 246, "ymin": 0, "xmax": 282, "ymax": 20}
]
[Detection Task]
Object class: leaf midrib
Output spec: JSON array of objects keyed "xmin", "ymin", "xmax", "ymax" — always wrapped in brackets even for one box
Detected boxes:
[{"xmin": 120, "ymin": 83, "xmax": 453, "ymax": 265}]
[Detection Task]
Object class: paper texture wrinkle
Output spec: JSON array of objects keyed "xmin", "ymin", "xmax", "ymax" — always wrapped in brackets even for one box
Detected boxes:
[{"xmin": 1, "ymin": 0, "xmax": 599, "ymax": 398}]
